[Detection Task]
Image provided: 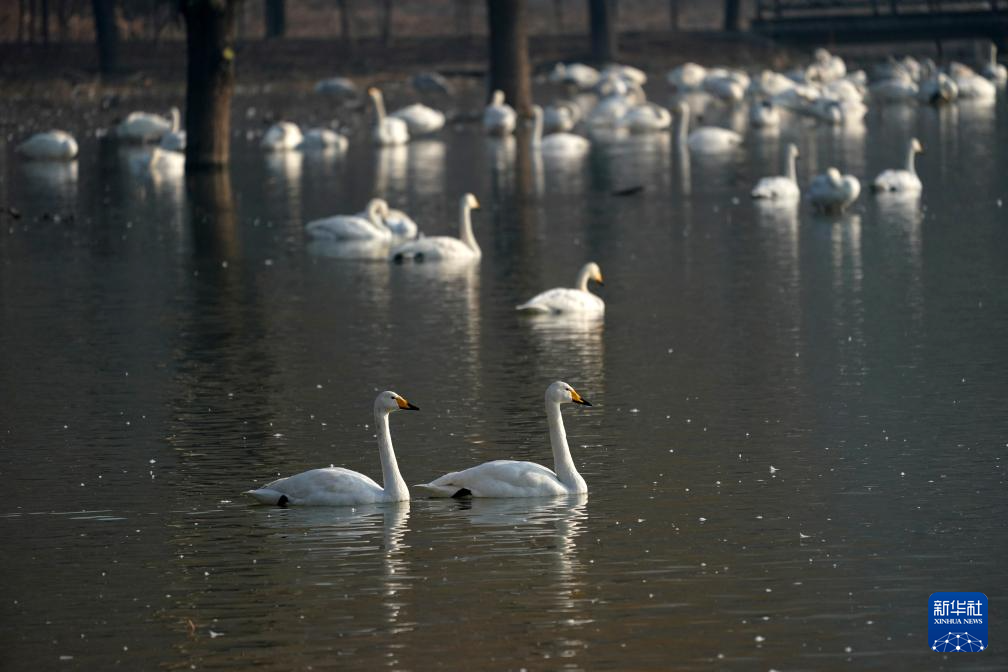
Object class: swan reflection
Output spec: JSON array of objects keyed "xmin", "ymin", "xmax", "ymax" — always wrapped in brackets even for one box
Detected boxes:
[
  {"xmin": 375, "ymin": 145, "xmax": 409, "ymax": 201},
  {"xmin": 524, "ymin": 314, "xmax": 605, "ymax": 383},
  {"xmin": 407, "ymin": 140, "xmax": 446, "ymax": 195},
  {"xmin": 22, "ymin": 160, "xmax": 78, "ymax": 206}
]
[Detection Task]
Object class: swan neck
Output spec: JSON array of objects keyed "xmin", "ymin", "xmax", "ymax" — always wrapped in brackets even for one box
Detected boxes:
[
  {"xmin": 906, "ymin": 143, "xmax": 918, "ymax": 175},
  {"xmin": 170, "ymin": 108, "xmax": 180, "ymax": 133},
  {"xmin": 459, "ymin": 200, "xmax": 480, "ymax": 255},
  {"xmin": 368, "ymin": 201, "xmax": 387, "ymax": 233},
  {"xmin": 372, "ymin": 92, "xmax": 387, "ymax": 122},
  {"xmin": 575, "ymin": 265, "xmax": 592, "ymax": 291},
  {"xmin": 676, "ymin": 106, "xmax": 689, "ymax": 142},
  {"xmin": 786, "ymin": 149, "xmax": 798, "ymax": 183},
  {"xmin": 375, "ymin": 408, "xmax": 408, "ymax": 500},
  {"xmin": 532, "ymin": 109, "xmax": 543, "ymax": 146},
  {"xmin": 547, "ymin": 400, "xmax": 585, "ymax": 492}
]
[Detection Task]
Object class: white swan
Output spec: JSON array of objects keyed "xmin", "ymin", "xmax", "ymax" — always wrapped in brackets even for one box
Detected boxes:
[
  {"xmin": 751, "ymin": 143, "xmax": 800, "ymax": 202},
  {"xmin": 360, "ymin": 200, "xmax": 417, "ymax": 239},
  {"xmin": 158, "ymin": 129, "xmax": 186, "ymax": 153},
  {"xmin": 117, "ymin": 106, "xmax": 180, "ymax": 143},
  {"xmin": 298, "ymin": 128, "xmax": 348, "ymax": 152},
  {"xmin": 809, "ymin": 167, "xmax": 860, "ymax": 214},
  {"xmin": 390, "ymin": 193, "xmax": 480, "ymax": 262},
  {"xmin": 390, "ymin": 103, "xmax": 446, "ymax": 136},
  {"xmin": 667, "ymin": 62, "xmax": 707, "ymax": 91},
  {"xmin": 872, "ymin": 137, "xmax": 923, "ymax": 194},
  {"xmin": 870, "ymin": 73, "xmax": 919, "ymax": 103},
  {"xmin": 305, "ymin": 198, "xmax": 392, "ymax": 242},
  {"xmin": 917, "ymin": 72, "xmax": 958, "ymax": 104},
  {"xmin": 246, "ymin": 391, "xmax": 418, "ymax": 506},
  {"xmin": 261, "ymin": 121, "xmax": 303, "ymax": 151},
  {"xmin": 16, "ymin": 130, "xmax": 78, "ymax": 160},
  {"xmin": 982, "ymin": 44, "xmax": 1007, "ymax": 85},
  {"xmin": 516, "ymin": 262, "xmax": 604, "ymax": 315},
  {"xmin": 369, "ymin": 87, "xmax": 410, "ymax": 146},
  {"xmin": 314, "ymin": 76, "xmax": 357, "ymax": 98},
  {"xmin": 483, "ymin": 90, "xmax": 517, "ymax": 136},
  {"xmin": 414, "ymin": 381, "xmax": 591, "ymax": 498},
  {"xmin": 950, "ymin": 63, "xmax": 997, "ymax": 102},
  {"xmin": 531, "ymin": 105, "xmax": 589, "ymax": 155},
  {"xmin": 619, "ymin": 102, "xmax": 672, "ymax": 133},
  {"xmin": 548, "ymin": 62, "xmax": 601, "ymax": 90},
  {"xmin": 675, "ymin": 102, "xmax": 743, "ymax": 154},
  {"xmin": 748, "ymin": 100, "xmax": 780, "ymax": 129},
  {"xmin": 543, "ymin": 100, "xmax": 581, "ymax": 133}
]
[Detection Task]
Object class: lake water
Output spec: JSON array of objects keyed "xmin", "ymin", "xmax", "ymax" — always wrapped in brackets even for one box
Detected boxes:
[{"xmin": 1, "ymin": 85, "xmax": 1006, "ymax": 671}]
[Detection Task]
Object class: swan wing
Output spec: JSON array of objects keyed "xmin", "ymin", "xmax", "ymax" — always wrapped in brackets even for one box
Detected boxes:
[
  {"xmin": 306, "ymin": 215, "xmax": 390, "ymax": 242},
  {"xmin": 751, "ymin": 176, "xmax": 799, "ymax": 200},
  {"xmin": 517, "ymin": 288, "xmax": 603, "ymax": 314},
  {"xmin": 415, "ymin": 460, "xmax": 567, "ymax": 498},
  {"xmin": 247, "ymin": 467, "xmax": 384, "ymax": 506},
  {"xmin": 390, "ymin": 236, "xmax": 473, "ymax": 261}
]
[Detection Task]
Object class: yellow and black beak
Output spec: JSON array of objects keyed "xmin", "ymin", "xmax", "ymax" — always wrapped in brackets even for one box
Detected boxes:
[
  {"xmin": 596, "ymin": 275, "xmax": 605, "ymax": 287},
  {"xmin": 396, "ymin": 397, "xmax": 420, "ymax": 411},
  {"xmin": 570, "ymin": 388, "xmax": 592, "ymax": 406}
]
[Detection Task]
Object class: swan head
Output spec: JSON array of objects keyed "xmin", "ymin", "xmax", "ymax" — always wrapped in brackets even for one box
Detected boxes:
[
  {"xmin": 910, "ymin": 137, "xmax": 923, "ymax": 154},
  {"xmin": 366, "ymin": 197, "xmax": 390, "ymax": 219},
  {"xmin": 367, "ymin": 87, "xmax": 383, "ymax": 100},
  {"xmin": 462, "ymin": 192, "xmax": 480, "ymax": 210},
  {"xmin": 491, "ymin": 90, "xmax": 506, "ymax": 107},
  {"xmin": 375, "ymin": 390, "xmax": 419, "ymax": 413},
  {"xmin": 675, "ymin": 101, "xmax": 689, "ymax": 118},
  {"xmin": 547, "ymin": 381, "xmax": 592, "ymax": 407},
  {"xmin": 787, "ymin": 143, "xmax": 800, "ymax": 159},
  {"xmin": 585, "ymin": 261, "xmax": 604, "ymax": 286}
]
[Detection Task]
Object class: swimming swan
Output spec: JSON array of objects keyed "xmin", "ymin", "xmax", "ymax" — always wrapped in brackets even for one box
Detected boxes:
[
  {"xmin": 261, "ymin": 121, "xmax": 304, "ymax": 151},
  {"xmin": 483, "ymin": 90, "xmax": 517, "ymax": 136},
  {"xmin": 390, "ymin": 193, "xmax": 480, "ymax": 262},
  {"xmin": 117, "ymin": 106, "xmax": 180, "ymax": 143},
  {"xmin": 751, "ymin": 143, "xmax": 800, "ymax": 201},
  {"xmin": 305, "ymin": 198, "xmax": 392, "ymax": 242},
  {"xmin": 246, "ymin": 391, "xmax": 418, "ymax": 506},
  {"xmin": 298, "ymin": 128, "xmax": 349, "ymax": 152},
  {"xmin": 414, "ymin": 381, "xmax": 592, "ymax": 498},
  {"xmin": 390, "ymin": 103, "xmax": 446, "ymax": 136},
  {"xmin": 675, "ymin": 102, "xmax": 742, "ymax": 154},
  {"xmin": 872, "ymin": 138, "xmax": 923, "ymax": 194},
  {"xmin": 369, "ymin": 87, "xmax": 410, "ymax": 146},
  {"xmin": 531, "ymin": 105, "xmax": 589, "ymax": 154},
  {"xmin": 517, "ymin": 262, "xmax": 604, "ymax": 315},
  {"xmin": 17, "ymin": 130, "xmax": 78, "ymax": 160},
  {"xmin": 809, "ymin": 167, "xmax": 860, "ymax": 213}
]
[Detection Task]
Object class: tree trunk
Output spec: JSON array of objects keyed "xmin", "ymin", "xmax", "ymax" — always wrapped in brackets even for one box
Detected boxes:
[
  {"xmin": 338, "ymin": 0, "xmax": 354, "ymax": 55},
  {"xmin": 588, "ymin": 0, "xmax": 617, "ymax": 65},
  {"xmin": 381, "ymin": 0, "xmax": 393, "ymax": 46},
  {"xmin": 18, "ymin": 0, "xmax": 26, "ymax": 42},
  {"xmin": 91, "ymin": 0, "xmax": 118, "ymax": 75},
  {"xmin": 41, "ymin": 0, "xmax": 50, "ymax": 44},
  {"xmin": 724, "ymin": 0, "xmax": 741, "ymax": 32},
  {"xmin": 486, "ymin": 0, "xmax": 532, "ymax": 115},
  {"xmin": 181, "ymin": 0, "xmax": 239, "ymax": 171},
  {"xmin": 263, "ymin": 0, "xmax": 284, "ymax": 38}
]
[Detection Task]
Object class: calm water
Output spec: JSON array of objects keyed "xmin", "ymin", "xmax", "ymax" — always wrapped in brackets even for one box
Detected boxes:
[{"xmin": 1, "ymin": 85, "xmax": 1007, "ymax": 671}]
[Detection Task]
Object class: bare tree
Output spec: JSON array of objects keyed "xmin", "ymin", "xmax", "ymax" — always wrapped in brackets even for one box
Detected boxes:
[
  {"xmin": 486, "ymin": 0, "xmax": 531, "ymax": 114},
  {"xmin": 181, "ymin": 0, "xmax": 240, "ymax": 170},
  {"xmin": 91, "ymin": 0, "xmax": 118, "ymax": 74},
  {"xmin": 263, "ymin": 0, "xmax": 284, "ymax": 38},
  {"xmin": 588, "ymin": 0, "xmax": 617, "ymax": 64},
  {"xmin": 381, "ymin": 0, "xmax": 393, "ymax": 46},
  {"xmin": 724, "ymin": 0, "xmax": 741, "ymax": 32},
  {"xmin": 337, "ymin": 0, "xmax": 354, "ymax": 55}
]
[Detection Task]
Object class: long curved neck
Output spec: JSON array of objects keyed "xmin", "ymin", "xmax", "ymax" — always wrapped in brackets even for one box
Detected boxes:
[
  {"xmin": 170, "ymin": 108, "xmax": 180, "ymax": 133},
  {"xmin": 676, "ymin": 106, "xmax": 689, "ymax": 143},
  {"xmin": 575, "ymin": 265, "xmax": 592, "ymax": 291},
  {"xmin": 375, "ymin": 408, "xmax": 408, "ymax": 500},
  {"xmin": 546, "ymin": 400, "xmax": 586, "ymax": 492},
  {"xmin": 372, "ymin": 93, "xmax": 387, "ymax": 122},
  {"xmin": 532, "ymin": 110, "xmax": 543, "ymax": 146},
  {"xmin": 367, "ymin": 202, "xmax": 388, "ymax": 233},
  {"xmin": 786, "ymin": 149, "xmax": 798, "ymax": 183},
  {"xmin": 458, "ymin": 201, "xmax": 479, "ymax": 255},
  {"xmin": 905, "ymin": 144, "xmax": 918, "ymax": 175}
]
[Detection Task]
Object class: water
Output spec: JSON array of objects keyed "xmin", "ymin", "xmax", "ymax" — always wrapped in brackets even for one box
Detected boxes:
[{"xmin": 1, "ymin": 88, "xmax": 1007, "ymax": 670}]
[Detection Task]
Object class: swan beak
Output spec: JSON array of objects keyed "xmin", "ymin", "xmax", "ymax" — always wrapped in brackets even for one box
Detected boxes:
[
  {"xmin": 396, "ymin": 397, "xmax": 419, "ymax": 411},
  {"xmin": 595, "ymin": 275, "xmax": 604, "ymax": 287},
  {"xmin": 570, "ymin": 389, "xmax": 592, "ymax": 406}
]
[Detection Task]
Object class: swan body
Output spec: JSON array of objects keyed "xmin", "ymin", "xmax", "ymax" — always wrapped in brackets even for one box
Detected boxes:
[
  {"xmin": 748, "ymin": 70, "xmax": 796, "ymax": 98},
  {"xmin": 531, "ymin": 105, "xmax": 589, "ymax": 155},
  {"xmin": 619, "ymin": 102, "xmax": 672, "ymax": 133},
  {"xmin": 483, "ymin": 90, "xmax": 517, "ymax": 136},
  {"xmin": 414, "ymin": 382, "xmax": 592, "ymax": 498},
  {"xmin": 314, "ymin": 77, "xmax": 357, "ymax": 98},
  {"xmin": 368, "ymin": 87, "xmax": 410, "ymax": 146},
  {"xmin": 390, "ymin": 193, "xmax": 480, "ymax": 262},
  {"xmin": 117, "ymin": 107, "xmax": 180, "ymax": 143},
  {"xmin": 870, "ymin": 75, "xmax": 919, "ymax": 103},
  {"xmin": 299, "ymin": 128, "xmax": 348, "ymax": 152},
  {"xmin": 872, "ymin": 137, "xmax": 923, "ymax": 194},
  {"xmin": 675, "ymin": 102, "xmax": 743, "ymax": 153},
  {"xmin": 379, "ymin": 207, "xmax": 419, "ymax": 239},
  {"xmin": 517, "ymin": 262, "xmax": 604, "ymax": 315},
  {"xmin": 602, "ymin": 63, "xmax": 647, "ymax": 86},
  {"xmin": 751, "ymin": 143, "xmax": 800, "ymax": 201},
  {"xmin": 159, "ymin": 129, "xmax": 186, "ymax": 153},
  {"xmin": 543, "ymin": 101, "xmax": 581, "ymax": 133},
  {"xmin": 809, "ymin": 167, "xmax": 861, "ymax": 213},
  {"xmin": 246, "ymin": 391, "xmax": 418, "ymax": 506},
  {"xmin": 587, "ymin": 90, "xmax": 630, "ymax": 129},
  {"xmin": 918, "ymin": 72, "xmax": 958, "ymax": 104},
  {"xmin": 549, "ymin": 62, "xmax": 601, "ymax": 90},
  {"xmin": 17, "ymin": 130, "xmax": 78, "ymax": 160},
  {"xmin": 305, "ymin": 198, "xmax": 392, "ymax": 242},
  {"xmin": 951, "ymin": 64, "xmax": 997, "ymax": 101},
  {"xmin": 261, "ymin": 121, "xmax": 303, "ymax": 151},
  {"xmin": 982, "ymin": 44, "xmax": 1007, "ymax": 84},
  {"xmin": 390, "ymin": 103, "xmax": 446, "ymax": 136},
  {"xmin": 667, "ymin": 62, "xmax": 707, "ymax": 91},
  {"xmin": 702, "ymin": 75, "xmax": 745, "ymax": 103},
  {"xmin": 749, "ymin": 100, "xmax": 780, "ymax": 129}
]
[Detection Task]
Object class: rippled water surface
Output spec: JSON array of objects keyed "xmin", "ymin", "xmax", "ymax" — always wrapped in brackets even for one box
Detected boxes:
[{"xmin": 1, "ymin": 89, "xmax": 1007, "ymax": 671}]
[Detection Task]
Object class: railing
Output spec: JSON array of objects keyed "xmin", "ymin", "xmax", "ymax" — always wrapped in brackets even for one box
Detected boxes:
[{"xmin": 755, "ymin": 0, "xmax": 1004, "ymax": 21}]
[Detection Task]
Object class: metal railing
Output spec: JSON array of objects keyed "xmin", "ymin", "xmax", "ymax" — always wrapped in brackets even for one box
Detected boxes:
[{"xmin": 755, "ymin": 0, "xmax": 1004, "ymax": 21}]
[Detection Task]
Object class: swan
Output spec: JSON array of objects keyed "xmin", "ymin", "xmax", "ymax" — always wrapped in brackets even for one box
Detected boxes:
[
  {"xmin": 543, "ymin": 100, "xmax": 581, "ymax": 133},
  {"xmin": 586, "ymin": 78, "xmax": 631, "ymax": 128},
  {"xmin": 261, "ymin": 121, "xmax": 303, "ymax": 151},
  {"xmin": 159, "ymin": 129, "xmax": 186, "ymax": 153},
  {"xmin": 305, "ymin": 198, "xmax": 392, "ymax": 242},
  {"xmin": 548, "ymin": 62, "xmax": 601, "ymax": 90},
  {"xmin": 516, "ymin": 262, "xmax": 604, "ymax": 315},
  {"xmin": 413, "ymin": 381, "xmax": 592, "ymax": 498},
  {"xmin": 872, "ymin": 137, "xmax": 923, "ymax": 194},
  {"xmin": 483, "ymin": 90, "xmax": 517, "ymax": 136},
  {"xmin": 917, "ymin": 72, "xmax": 958, "ymax": 104},
  {"xmin": 667, "ymin": 62, "xmax": 707, "ymax": 91},
  {"xmin": 809, "ymin": 167, "xmax": 860, "ymax": 213},
  {"xmin": 870, "ymin": 73, "xmax": 919, "ymax": 103},
  {"xmin": 390, "ymin": 193, "xmax": 480, "ymax": 262},
  {"xmin": 531, "ymin": 105, "xmax": 589, "ymax": 154},
  {"xmin": 369, "ymin": 87, "xmax": 410, "ymax": 146},
  {"xmin": 117, "ymin": 106, "xmax": 180, "ymax": 143},
  {"xmin": 246, "ymin": 391, "xmax": 418, "ymax": 506},
  {"xmin": 981, "ymin": 44, "xmax": 1007, "ymax": 85},
  {"xmin": 950, "ymin": 63, "xmax": 997, "ymax": 102},
  {"xmin": 16, "ymin": 130, "xmax": 78, "ymax": 160},
  {"xmin": 314, "ymin": 76, "xmax": 357, "ymax": 99},
  {"xmin": 701, "ymin": 74, "xmax": 745, "ymax": 102},
  {"xmin": 601, "ymin": 63, "xmax": 647, "ymax": 87},
  {"xmin": 361, "ymin": 200, "xmax": 417, "ymax": 239},
  {"xmin": 747, "ymin": 69, "xmax": 796, "ymax": 98},
  {"xmin": 751, "ymin": 143, "xmax": 800, "ymax": 202},
  {"xmin": 390, "ymin": 103, "xmax": 446, "ymax": 136},
  {"xmin": 298, "ymin": 128, "xmax": 348, "ymax": 152},
  {"xmin": 675, "ymin": 102, "xmax": 743, "ymax": 154},
  {"xmin": 619, "ymin": 102, "xmax": 672, "ymax": 133},
  {"xmin": 748, "ymin": 100, "xmax": 780, "ymax": 129}
]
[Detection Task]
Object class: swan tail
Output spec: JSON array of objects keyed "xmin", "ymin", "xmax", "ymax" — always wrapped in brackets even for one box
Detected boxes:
[
  {"xmin": 413, "ymin": 482, "xmax": 465, "ymax": 498},
  {"xmin": 245, "ymin": 488, "xmax": 290, "ymax": 506},
  {"xmin": 515, "ymin": 301, "xmax": 550, "ymax": 313},
  {"xmin": 751, "ymin": 187, "xmax": 771, "ymax": 199}
]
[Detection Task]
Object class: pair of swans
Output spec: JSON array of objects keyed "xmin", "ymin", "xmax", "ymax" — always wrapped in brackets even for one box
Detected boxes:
[
  {"xmin": 246, "ymin": 381, "xmax": 592, "ymax": 505},
  {"xmin": 17, "ymin": 130, "xmax": 79, "ymax": 161},
  {"xmin": 262, "ymin": 122, "xmax": 349, "ymax": 152},
  {"xmin": 305, "ymin": 198, "xmax": 418, "ymax": 243}
]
